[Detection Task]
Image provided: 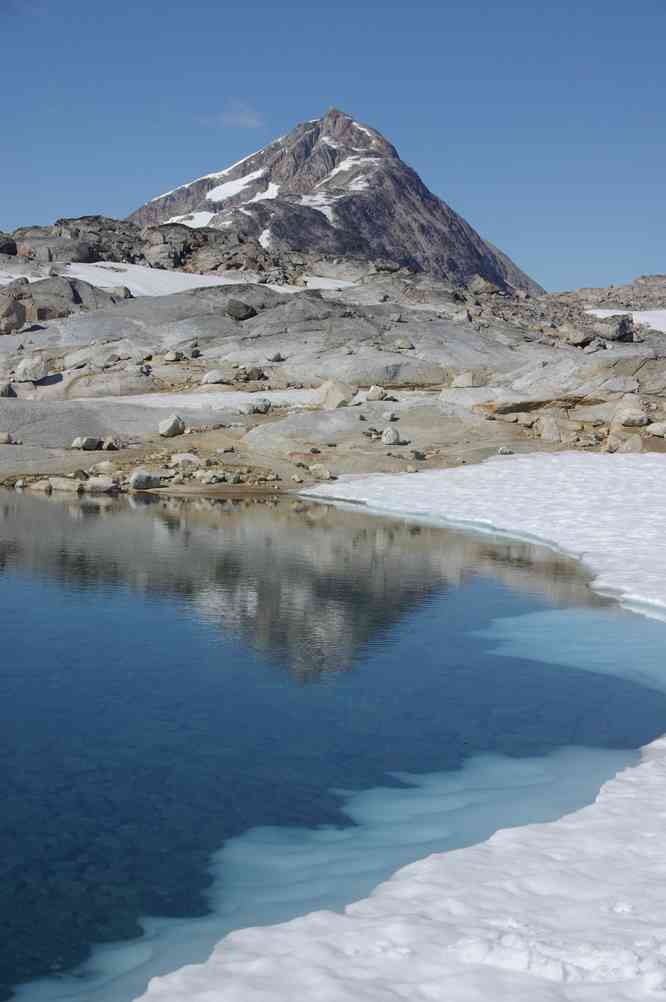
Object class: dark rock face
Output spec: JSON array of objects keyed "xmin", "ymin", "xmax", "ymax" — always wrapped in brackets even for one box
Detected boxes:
[{"xmin": 128, "ymin": 107, "xmax": 543, "ymax": 293}]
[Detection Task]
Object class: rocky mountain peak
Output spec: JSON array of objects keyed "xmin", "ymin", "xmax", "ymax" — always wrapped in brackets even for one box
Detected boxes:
[{"xmin": 128, "ymin": 110, "xmax": 543, "ymax": 293}]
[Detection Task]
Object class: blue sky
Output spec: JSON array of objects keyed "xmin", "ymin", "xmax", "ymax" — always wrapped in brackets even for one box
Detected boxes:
[{"xmin": 3, "ymin": 0, "xmax": 664, "ymax": 290}]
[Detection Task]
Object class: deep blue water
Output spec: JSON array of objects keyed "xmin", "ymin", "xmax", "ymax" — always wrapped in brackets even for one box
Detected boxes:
[{"xmin": 1, "ymin": 492, "xmax": 665, "ymax": 1001}]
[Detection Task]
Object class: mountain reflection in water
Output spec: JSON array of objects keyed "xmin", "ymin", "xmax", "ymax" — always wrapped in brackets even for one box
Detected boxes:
[{"xmin": 0, "ymin": 491, "xmax": 604, "ymax": 679}]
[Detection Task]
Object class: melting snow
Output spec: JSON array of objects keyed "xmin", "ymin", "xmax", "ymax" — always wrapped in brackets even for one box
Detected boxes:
[
  {"xmin": 149, "ymin": 147, "xmax": 268, "ymax": 202},
  {"xmin": 205, "ymin": 168, "xmax": 266, "ymax": 203},
  {"xmin": 352, "ymin": 121, "xmax": 377, "ymax": 142},
  {"xmin": 316, "ymin": 155, "xmax": 379, "ymax": 188},
  {"xmin": 164, "ymin": 211, "xmax": 216, "ymax": 228},
  {"xmin": 247, "ymin": 181, "xmax": 280, "ymax": 203},
  {"xmin": 63, "ymin": 262, "xmax": 243, "ymax": 297},
  {"xmin": 133, "ymin": 454, "xmax": 666, "ymax": 1002},
  {"xmin": 298, "ymin": 192, "xmax": 337, "ymax": 223},
  {"xmin": 587, "ymin": 308, "xmax": 666, "ymax": 334}
]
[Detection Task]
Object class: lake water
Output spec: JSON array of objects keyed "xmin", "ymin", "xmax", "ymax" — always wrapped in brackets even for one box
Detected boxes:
[{"xmin": 2, "ymin": 491, "xmax": 665, "ymax": 1002}]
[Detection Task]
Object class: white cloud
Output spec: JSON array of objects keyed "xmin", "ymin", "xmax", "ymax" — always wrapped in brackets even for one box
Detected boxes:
[{"xmin": 218, "ymin": 99, "xmax": 265, "ymax": 129}]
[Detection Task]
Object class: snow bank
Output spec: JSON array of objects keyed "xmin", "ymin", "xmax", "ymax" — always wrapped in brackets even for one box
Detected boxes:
[
  {"xmin": 311, "ymin": 454, "xmax": 666, "ymax": 615},
  {"xmin": 63, "ymin": 262, "xmax": 240, "ymax": 297},
  {"xmin": 587, "ymin": 308, "xmax": 666, "ymax": 333},
  {"xmin": 137, "ymin": 454, "xmax": 666, "ymax": 1002}
]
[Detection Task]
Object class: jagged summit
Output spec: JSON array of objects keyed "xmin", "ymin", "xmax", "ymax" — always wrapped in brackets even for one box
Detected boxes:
[{"xmin": 128, "ymin": 109, "xmax": 542, "ymax": 293}]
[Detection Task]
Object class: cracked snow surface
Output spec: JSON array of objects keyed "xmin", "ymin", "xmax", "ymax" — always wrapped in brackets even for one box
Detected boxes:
[{"xmin": 139, "ymin": 454, "xmax": 666, "ymax": 1001}]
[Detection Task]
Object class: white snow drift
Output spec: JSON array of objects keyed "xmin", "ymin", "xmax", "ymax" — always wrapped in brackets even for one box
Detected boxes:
[{"xmin": 135, "ymin": 453, "xmax": 666, "ymax": 1002}]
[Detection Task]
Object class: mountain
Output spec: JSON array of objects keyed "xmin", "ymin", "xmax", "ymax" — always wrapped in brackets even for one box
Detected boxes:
[{"xmin": 128, "ymin": 108, "xmax": 543, "ymax": 294}]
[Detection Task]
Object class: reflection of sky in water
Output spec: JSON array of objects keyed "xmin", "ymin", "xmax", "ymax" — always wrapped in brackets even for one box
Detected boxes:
[{"xmin": 0, "ymin": 493, "xmax": 663, "ymax": 1002}]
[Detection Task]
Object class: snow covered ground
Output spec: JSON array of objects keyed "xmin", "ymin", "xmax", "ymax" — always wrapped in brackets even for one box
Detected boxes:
[
  {"xmin": 45, "ymin": 262, "xmax": 354, "ymax": 296},
  {"xmin": 63, "ymin": 262, "xmax": 243, "ymax": 297},
  {"xmin": 134, "ymin": 453, "xmax": 666, "ymax": 1001},
  {"xmin": 587, "ymin": 308, "xmax": 666, "ymax": 333}
]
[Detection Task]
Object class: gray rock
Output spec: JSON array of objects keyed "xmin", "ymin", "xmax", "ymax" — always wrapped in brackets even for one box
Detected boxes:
[
  {"xmin": 226, "ymin": 299, "xmax": 258, "ymax": 321},
  {"xmin": 158, "ymin": 413, "xmax": 186, "ymax": 437},
  {"xmin": 70, "ymin": 436, "xmax": 102, "ymax": 451},
  {"xmin": 82, "ymin": 475, "xmax": 118, "ymax": 494},
  {"xmin": 599, "ymin": 315, "xmax": 636, "ymax": 343},
  {"xmin": 49, "ymin": 476, "xmax": 83, "ymax": 493},
  {"xmin": 647, "ymin": 421, "xmax": 666, "ymax": 438},
  {"xmin": 164, "ymin": 350, "xmax": 185, "ymax": 363},
  {"xmin": 129, "ymin": 469, "xmax": 162, "ymax": 491},
  {"xmin": 381, "ymin": 426, "xmax": 402, "ymax": 445},
  {"xmin": 0, "ymin": 296, "xmax": 26, "ymax": 335},
  {"xmin": 15, "ymin": 355, "xmax": 48, "ymax": 383},
  {"xmin": 201, "ymin": 369, "xmax": 228, "ymax": 385},
  {"xmin": 308, "ymin": 463, "xmax": 334, "ymax": 480},
  {"xmin": 316, "ymin": 379, "xmax": 356, "ymax": 410},
  {"xmin": 366, "ymin": 384, "xmax": 387, "ymax": 401},
  {"xmin": 451, "ymin": 370, "xmax": 488, "ymax": 388}
]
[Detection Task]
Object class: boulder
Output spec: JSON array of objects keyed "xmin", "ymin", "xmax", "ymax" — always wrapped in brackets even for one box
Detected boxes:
[
  {"xmin": 83, "ymin": 476, "xmax": 118, "ymax": 494},
  {"xmin": 15, "ymin": 355, "xmax": 48, "ymax": 383},
  {"xmin": 129, "ymin": 469, "xmax": 162, "ymax": 491},
  {"xmin": 158, "ymin": 413, "xmax": 186, "ymax": 438},
  {"xmin": 48, "ymin": 476, "xmax": 84, "ymax": 493},
  {"xmin": 308, "ymin": 463, "xmax": 334, "ymax": 480},
  {"xmin": 647, "ymin": 422, "xmax": 666, "ymax": 438},
  {"xmin": 252, "ymin": 397, "xmax": 272, "ymax": 415},
  {"xmin": 613, "ymin": 401, "xmax": 649, "ymax": 428},
  {"xmin": 0, "ymin": 295, "xmax": 26, "ymax": 334},
  {"xmin": 381, "ymin": 426, "xmax": 402, "ymax": 445},
  {"xmin": 226, "ymin": 299, "xmax": 258, "ymax": 321},
  {"xmin": 201, "ymin": 369, "xmax": 228, "ymax": 385},
  {"xmin": 164, "ymin": 350, "xmax": 184, "ymax": 363},
  {"xmin": 366, "ymin": 384, "xmax": 387, "ymax": 401},
  {"xmin": 316, "ymin": 379, "xmax": 356, "ymax": 410},
  {"xmin": 596, "ymin": 314, "xmax": 636, "ymax": 343},
  {"xmin": 235, "ymin": 366, "xmax": 266, "ymax": 382},
  {"xmin": 0, "ymin": 432, "xmax": 15, "ymax": 445},
  {"xmin": 71, "ymin": 436, "xmax": 102, "ymax": 451}
]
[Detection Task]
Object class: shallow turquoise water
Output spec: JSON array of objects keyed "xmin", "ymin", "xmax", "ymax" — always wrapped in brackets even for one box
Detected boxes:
[{"xmin": 1, "ymin": 492, "xmax": 664, "ymax": 1001}]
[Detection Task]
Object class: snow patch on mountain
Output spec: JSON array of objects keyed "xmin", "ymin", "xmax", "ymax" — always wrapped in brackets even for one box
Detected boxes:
[
  {"xmin": 298, "ymin": 193, "xmax": 338, "ymax": 223},
  {"xmin": 318, "ymin": 155, "xmax": 379, "ymax": 188},
  {"xmin": 164, "ymin": 211, "xmax": 216, "ymax": 228},
  {"xmin": 205, "ymin": 168, "xmax": 266, "ymax": 203},
  {"xmin": 247, "ymin": 182, "xmax": 280, "ymax": 203}
]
